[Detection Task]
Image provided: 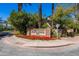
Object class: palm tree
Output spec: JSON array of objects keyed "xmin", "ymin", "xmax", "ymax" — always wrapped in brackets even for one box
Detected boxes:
[
  {"xmin": 18, "ymin": 3, "xmax": 23, "ymax": 12},
  {"xmin": 18, "ymin": 3, "xmax": 42, "ymax": 28},
  {"xmin": 38, "ymin": 3, "xmax": 42, "ymax": 28},
  {"xmin": 52, "ymin": 3, "xmax": 54, "ymax": 16},
  {"xmin": 51, "ymin": 3, "xmax": 54, "ymax": 28},
  {"xmin": 74, "ymin": 3, "xmax": 79, "ymax": 33},
  {"xmin": 18, "ymin": 3, "xmax": 32, "ymax": 12}
]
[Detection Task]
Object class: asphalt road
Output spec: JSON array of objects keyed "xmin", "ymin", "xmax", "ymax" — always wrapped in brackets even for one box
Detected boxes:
[
  {"xmin": 0, "ymin": 32, "xmax": 79, "ymax": 56},
  {"xmin": 0, "ymin": 39, "xmax": 79, "ymax": 56}
]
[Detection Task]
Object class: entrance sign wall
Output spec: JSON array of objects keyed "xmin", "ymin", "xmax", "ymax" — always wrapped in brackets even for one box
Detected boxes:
[{"xmin": 27, "ymin": 28, "xmax": 51, "ymax": 37}]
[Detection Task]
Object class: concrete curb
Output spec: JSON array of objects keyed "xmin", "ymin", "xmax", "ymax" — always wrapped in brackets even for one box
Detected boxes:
[
  {"xmin": 3, "ymin": 37, "xmax": 74, "ymax": 48},
  {"xmin": 28, "ymin": 43, "xmax": 74, "ymax": 48}
]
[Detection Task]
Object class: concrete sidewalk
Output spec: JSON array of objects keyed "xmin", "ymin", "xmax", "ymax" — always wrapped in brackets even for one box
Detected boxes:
[{"xmin": 2, "ymin": 35, "xmax": 76, "ymax": 48}]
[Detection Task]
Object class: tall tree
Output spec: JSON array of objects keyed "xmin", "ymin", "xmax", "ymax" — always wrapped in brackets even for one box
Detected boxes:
[
  {"xmin": 51, "ymin": 3, "xmax": 54, "ymax": 28},
  {"xmin": 52, "ymin": 3, "xmax": 54, "ymax": 16},
  {"xmin": 38, "ymin": 3, "xmax": 42, "ymax": 28},
  {"xmin": 18, "ymin": 3, "xmax": 32, "ymax": 12},
  {"xmin": 18, "ymin": 3, "xmax": 23, "ymax": 12}
]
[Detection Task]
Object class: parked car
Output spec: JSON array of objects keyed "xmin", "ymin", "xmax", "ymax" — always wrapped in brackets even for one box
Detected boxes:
[{"xmin": 0, "ymin": 32, "xmax": 12, "ymax": 37}]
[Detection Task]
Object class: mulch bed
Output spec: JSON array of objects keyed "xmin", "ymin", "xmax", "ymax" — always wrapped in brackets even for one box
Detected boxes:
[{"xmin": 16, "ymin": 35, "xmax": 58, "ymax": 40}]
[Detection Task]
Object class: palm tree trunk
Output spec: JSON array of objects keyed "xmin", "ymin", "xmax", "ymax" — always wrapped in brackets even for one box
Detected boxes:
[
  {"xmin": 18, "ymin": 3, "xmax": 23, "ymax": 12},
  {"xmin": 52, "ymin": 3, "xmax": 54, "ymax": 16},
  {"xmin": 74, "ymin": 4, "xmax": 78, "ymax": 33},
  {"xmin": 38, "ymin": 3, "xmax": 42, "ymax": 28},
  {"xmin": 51, "ymin": 3, "xmax": 54, "ymax": 28},
  {"xmin": 51, "ymin": 3, "xmax": 54, "ymax": 37}
]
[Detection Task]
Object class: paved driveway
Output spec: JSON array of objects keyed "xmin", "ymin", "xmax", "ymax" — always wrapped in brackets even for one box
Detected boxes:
[
  {"xmin": 0, "ymin": 38, "xmax": 79, "ymax": 56},
  {"xmin": 0, "ymin": 32, "xmax": 79, "ymax": 56}
]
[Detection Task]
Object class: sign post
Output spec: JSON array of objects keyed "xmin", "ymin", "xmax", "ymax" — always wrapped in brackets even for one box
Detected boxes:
[{"xmin": 56, "ymin": 24, "xmax": 60, "ymax": 39}]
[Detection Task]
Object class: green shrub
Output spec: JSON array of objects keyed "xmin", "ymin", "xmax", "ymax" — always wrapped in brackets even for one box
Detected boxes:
[
  {"xmin": 0, "ymin": 24, "xmax": 3, "ymax": 31},
  {"xmin": 8, "ymin": 11, "xmax": 37, "ymax": 35},
  {"xmin": 52, "ymin": 29, "xmax": 61, "ymax": 37},
  {"xmin": 42, "ymin": 23, "xmax": 49, "ymax": 28}
]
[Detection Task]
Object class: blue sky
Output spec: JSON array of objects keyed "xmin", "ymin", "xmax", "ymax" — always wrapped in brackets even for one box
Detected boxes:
[
  {"xmin": 0, "ymin": 3, "xmax": 74, "ymax": 21},
  {"xmin": 0, "ymin": 3, "xmax": 18, "ymax": 20},
  {"xmin": 0, "ymin": 3, "xmax": 56, "ymax": 21}
]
